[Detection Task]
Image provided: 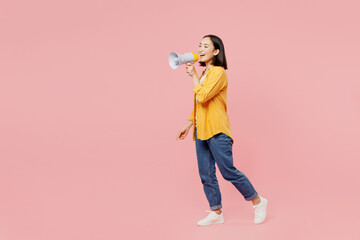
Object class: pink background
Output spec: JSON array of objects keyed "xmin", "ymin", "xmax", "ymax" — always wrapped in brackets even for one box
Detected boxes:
[{"xmin": 1, "ymin": 0, "xmax": 360, "ymax": 239}]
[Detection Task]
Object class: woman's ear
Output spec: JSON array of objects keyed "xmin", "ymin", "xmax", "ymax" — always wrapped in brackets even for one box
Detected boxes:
[{"xmin": 214, "ymin": 49, "xmax": 220, "ymax": 56}]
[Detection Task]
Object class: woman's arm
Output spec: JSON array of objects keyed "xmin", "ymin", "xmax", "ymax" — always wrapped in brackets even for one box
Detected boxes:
[
  {"xmin": 191, "ymin": 74, "xmax": 200, "ymax": 88},
  {"xmin": 186, "ymin": 63, "xmax": 200, "ymax": 87},
  {"xmin": 193, "ymin": 68, "xmax": 226, "ymax": 104},
  {"xmin": 176, "ymin": 120, "xmax": 193, "ymax": 140}
]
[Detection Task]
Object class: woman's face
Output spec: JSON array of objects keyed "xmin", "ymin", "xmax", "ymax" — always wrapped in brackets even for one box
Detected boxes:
[{"xmin": 197, "ymin": 37, "xmax": 219, "ymax": 65}]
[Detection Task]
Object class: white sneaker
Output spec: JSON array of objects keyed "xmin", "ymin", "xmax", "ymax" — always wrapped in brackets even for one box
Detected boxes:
[
  {"xmin": 253, "ymin": 196, "xmax": 268, "ymax": 224},
  {"xmin": 197, "ymin": 210, "xmax": 224, "ymax": 226}
]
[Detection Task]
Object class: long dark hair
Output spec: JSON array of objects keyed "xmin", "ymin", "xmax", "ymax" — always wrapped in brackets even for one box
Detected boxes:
[{"xmin": 199, "ymin": 34, "xmax": 228, "ymax": 70}]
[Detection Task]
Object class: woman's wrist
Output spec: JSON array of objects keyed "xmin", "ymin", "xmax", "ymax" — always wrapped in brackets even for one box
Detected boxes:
[
  {"xmin": 192, "ymin": 75, "xmax": 200, "ymax": 87},
  {"xmin": 187, "ymin": 120, "xmax": 193, "ymax": 128}
]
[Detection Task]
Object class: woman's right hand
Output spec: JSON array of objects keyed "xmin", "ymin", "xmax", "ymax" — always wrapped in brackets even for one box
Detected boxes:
[{"xmin": 186, "ymin": 63, "xmax": 197, "ymax": 77}]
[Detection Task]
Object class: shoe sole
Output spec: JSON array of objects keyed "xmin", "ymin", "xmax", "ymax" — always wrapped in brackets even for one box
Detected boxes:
[{"xmin": 197, "ymin": 219, "xmax": 225, "ymax": 226}]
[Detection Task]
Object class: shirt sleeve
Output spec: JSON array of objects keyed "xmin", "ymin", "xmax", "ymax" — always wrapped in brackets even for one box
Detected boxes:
[
  {"xmin": 189, "ymin": 108, "xmax": 194, "ymax": 122},
  {"xmin": 192, "ymin": 68, "xmax": 226, "ymax": 104}
]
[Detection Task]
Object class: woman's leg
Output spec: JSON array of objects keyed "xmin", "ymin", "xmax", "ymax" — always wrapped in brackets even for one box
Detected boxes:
[
  {"xmin": 195, "ymin": 130, "xmax": 222, "ymax": 211},
  {"xmin": 207, "ymin": 133, "xmax": 258, "ymax": 201}
]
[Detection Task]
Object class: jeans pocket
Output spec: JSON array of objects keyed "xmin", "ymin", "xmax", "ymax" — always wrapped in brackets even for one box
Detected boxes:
[
  {"xmin": 216, "ymin": 133, "xmax": 232, "ymax": 142},
  {"xmin": 213, "ymin": 133, "xmax": 233, "ymax": 156}
]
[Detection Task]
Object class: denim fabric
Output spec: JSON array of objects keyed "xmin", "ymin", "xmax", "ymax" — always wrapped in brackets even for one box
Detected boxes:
[{"xmin": 195, "ymin": 128, "xmax": 258, "ymax": 210}]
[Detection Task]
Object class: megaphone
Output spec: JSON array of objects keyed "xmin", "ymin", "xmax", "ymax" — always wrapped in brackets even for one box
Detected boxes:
[{"xmin": 169, "ymin": 52, "xmax": 199, "ymax": 70}]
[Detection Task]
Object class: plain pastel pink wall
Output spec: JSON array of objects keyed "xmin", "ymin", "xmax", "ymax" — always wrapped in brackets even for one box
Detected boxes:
[{"xmin": 1, "ymin": 0, "xmax": 360, "ymax": 239}]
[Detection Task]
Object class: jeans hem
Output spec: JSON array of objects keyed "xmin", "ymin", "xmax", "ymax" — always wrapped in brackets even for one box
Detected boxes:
[
  {"xmin": 210, "ymin": 204, "xmax": 222, "ymax": 210},
  {"xmin": 245, "ymin": 192, "xmax": 258, "ymax": 201}
]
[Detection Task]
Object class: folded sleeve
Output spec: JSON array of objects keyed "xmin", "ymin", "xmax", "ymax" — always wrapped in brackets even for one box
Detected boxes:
[{"xmin": 192, "ymin": 68, "xmax": 226, "ymax": 103}]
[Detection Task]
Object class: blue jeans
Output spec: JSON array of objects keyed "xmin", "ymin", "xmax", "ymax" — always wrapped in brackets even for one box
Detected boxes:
[{"xmin": 195, "ymin": 129, "xmax": 258, "ymax": 210}]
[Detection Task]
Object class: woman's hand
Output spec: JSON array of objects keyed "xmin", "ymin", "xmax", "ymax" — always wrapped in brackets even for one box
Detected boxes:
[
  {"xmin": 186, "ymin": 63, "xmax": 197, "ymax": 77},
  {"xmin": 176, "ymin": 121, "xmax": 193, "ymax": 140},
  {"xmin": 177, "ymin": 126, "xmax": 190, "ymax": 140},
  {"xmin": 186, "ymin": 63, "xmax": 200, "ymax": 87}
]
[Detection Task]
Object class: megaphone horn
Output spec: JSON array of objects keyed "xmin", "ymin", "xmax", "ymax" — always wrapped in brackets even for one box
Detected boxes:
[{"xmin": 169, "ymin": 52, "xmax": 199, "ymax": 70}]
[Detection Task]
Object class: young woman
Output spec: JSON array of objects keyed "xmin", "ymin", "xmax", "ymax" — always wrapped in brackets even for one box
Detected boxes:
[{"xmin": 176, "ymin": 35, "xmax": 268, "ymax": 226}]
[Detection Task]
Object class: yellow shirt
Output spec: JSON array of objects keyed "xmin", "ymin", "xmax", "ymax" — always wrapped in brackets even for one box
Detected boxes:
[{"xmin": 189, "ymin": 66, "xmax": 233, "ymax": 141}]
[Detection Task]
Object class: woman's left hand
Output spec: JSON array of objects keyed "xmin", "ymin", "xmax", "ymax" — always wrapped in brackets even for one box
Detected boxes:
[{"xmin": 186, "ymin": 63, "xmax": 197, "ymax": 77}]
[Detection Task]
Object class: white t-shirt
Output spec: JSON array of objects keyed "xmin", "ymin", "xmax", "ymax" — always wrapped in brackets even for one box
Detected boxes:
[{"xmin": 200, "ymin": 74, "xmax": 206, "ymax": 84}]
